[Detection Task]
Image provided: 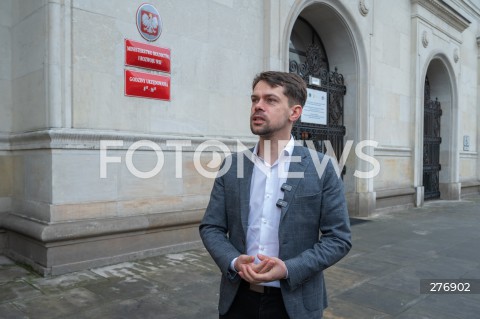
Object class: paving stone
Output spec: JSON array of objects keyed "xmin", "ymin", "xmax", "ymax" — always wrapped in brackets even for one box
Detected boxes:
[
  {"xmin": 0, "ymin": 266, "xmax": 34, "ymax": 284},
  {"xmin": 12, "ymin": 288, "xmax": 102, "ymax": 319},
  {"xmin": 83, "ymin": 298, "xmax": 172, "ymax": 319},
  {"xmin": 368, "ymin": 256, "xmax": 478, "ymax": 295},
  {"xmin": 29, "ymin": 270, "xmax": 105, "ymax": 294},
  {"xmin": 324, "ymin": 265, "xmax": 370, "ymax": 297},
  {"xmin": 82, "ymin": 276, "xmax": 169, "ymax": 302},
  {"xmin": 352, "ymin": 231, "xmax": 413, "ymax": 253},
  {"xmin": 0, "ymin": 281, "xmax": 42, "ymax": 303},
  {"xmin": 89, "ymin": 261, "xmax": 157, "ymax": 279},
  {"xmin": 460, "ymin": 266, "xmax": 480, "ymax": 280},
  {"xmin": 336, "ymin": 283, "xmax": 423, "ymax": 316},
  {"xmin": 66, "ymin": 294, "xmax": 195, "ymax": 319},
  {"xmin": 419, "ymin": 227, "xmax": 479, "ymax": 246},
  {"xmin": 323, "ymin": 297, "xmax": 393, "ymax": 319},
  {"xmin": 367, "ymin": 267, "xmax": 423, "ymax": 296},
  {"xmin": 396, "ymin": 294, "xmax": 480, "ymax": 319},
  {"xmin": 145, "ymin": 261, "xmax": 218, "ymax": 289},
  {"xmin": 395, "ymin": 307, "xmax": 464, "ymax": 319},
  {"xmin": 438, "ymin": 241, "xmax": 480, "ymax": 263},
  {"xmin": 168, "ymin": 276, "xmax": 220, "ymax": 307},
  {"xmin": 0, "ymin": 256, "xmax": 15, "ymax": 266},
  {"xmin": 362, "ymin": 246, "xmax": 431, "ymax": 267},
  {"xmin": 388, "ymin": 237, "xmax": 451, "ymax": 255},
  {"xmin": 335, "ymin": 251, "xmax": 399, "ymax": 277},
  {"xmin": 414, "ymin": 256, "xmax": 478, "ymax": 278},
  {"xmin": 0, "ymin": 303, "xmax": 29, "ymax": 319}
]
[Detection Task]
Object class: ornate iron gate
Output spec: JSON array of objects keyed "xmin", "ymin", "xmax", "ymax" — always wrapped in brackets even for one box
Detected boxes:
[
  {"xmin": 289, "ymin": 45, "xmax": 347, "ymax": 175},
  {"xmin": 423, "ymin": 76, "xmax": 442, "ymax": 200}
]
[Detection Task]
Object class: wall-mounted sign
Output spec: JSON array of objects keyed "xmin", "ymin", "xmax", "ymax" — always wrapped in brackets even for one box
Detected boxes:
[
  {"xmin": 463, "ymin": 135, "xmax": 470, "ymax": 151},
  {"xmin": 301, "ymin": 88, "xmax": 327, "ymax": 125},
  {"xmin": 125, "ymin": 39, "xmax": 171, "ymax": 73},
  {"xmin": 136, "ymin": 3, "xmax": 162, "ymax": 42},
  {"xmin": 125, "ymin": 70, "xmax": 170, "ymax": 101}
]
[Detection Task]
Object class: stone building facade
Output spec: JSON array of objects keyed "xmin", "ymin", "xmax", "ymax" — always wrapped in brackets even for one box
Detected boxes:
[{"xmin": 0, "ymin": 0, "xmax": 479, "ymax": 275}]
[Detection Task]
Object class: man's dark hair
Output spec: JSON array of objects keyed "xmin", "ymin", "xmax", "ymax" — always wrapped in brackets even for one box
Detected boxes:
[{"xmin": 252, "ymin": 71, "xmax": 307, "ymax": 107}]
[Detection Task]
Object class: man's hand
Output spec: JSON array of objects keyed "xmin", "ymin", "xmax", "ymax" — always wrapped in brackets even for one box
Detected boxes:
[
  {"xmin": 234, "ymin": 255, "xmax": 254, "ymax": 272},
  {"xmin": 238, "ymin": 254, "xmax": 287, "ymax": 284},
  {"xmin": 234, "ymin": 254, "xmax": 274, "ymax": 274}
]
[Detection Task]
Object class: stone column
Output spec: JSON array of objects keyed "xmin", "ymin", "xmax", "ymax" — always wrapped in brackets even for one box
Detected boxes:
[
  {"xmin": 410, "ymin": 9, "xmax": 425, "ymax": 207},
  {"xmin": 47, "ymin": 0, "xmax": 72, "ymax": 128}
]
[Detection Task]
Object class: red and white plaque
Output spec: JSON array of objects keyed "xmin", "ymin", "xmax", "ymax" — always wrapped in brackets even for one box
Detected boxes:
[
  {"xmin": 125, "ymin": 70, "xmax": 171, "ymax": 101},
  {"xmin": 125, "ymin": 39, "xmax": 171, "ymax": 73}
]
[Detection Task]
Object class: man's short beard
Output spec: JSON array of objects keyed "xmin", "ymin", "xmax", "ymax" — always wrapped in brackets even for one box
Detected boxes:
[{"xmin": 250, "ymin": 124, "xmax": 273, "ymax": 137}]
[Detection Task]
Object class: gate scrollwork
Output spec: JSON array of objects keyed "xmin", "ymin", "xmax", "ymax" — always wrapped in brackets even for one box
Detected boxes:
[{"xmin": 423, "ymin": 77, "xmax": 442, "ymax": 200}]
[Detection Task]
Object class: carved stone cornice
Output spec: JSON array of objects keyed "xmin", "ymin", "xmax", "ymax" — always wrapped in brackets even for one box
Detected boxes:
[
  {"xmin": 412, "ymin": 0, "xmax": 471, "ymax": 32},
  {"xmin": 2, "ymin": 129, "xmax": 257, "ymax": 152}
]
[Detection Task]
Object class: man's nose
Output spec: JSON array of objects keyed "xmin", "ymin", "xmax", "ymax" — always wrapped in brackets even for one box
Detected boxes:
[{"xmin": 253, "ymin": 99, "xmax": 265, "ymax": 111}]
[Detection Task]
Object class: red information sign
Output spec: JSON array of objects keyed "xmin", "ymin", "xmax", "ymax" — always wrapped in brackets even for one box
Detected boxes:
[
  {"xmin": 125, "ymin": 39, "xmax": 171, "ymax": 73},
  {"xmin": 124, "ymin": 70, "xmax": 171, "ymax": 101}
]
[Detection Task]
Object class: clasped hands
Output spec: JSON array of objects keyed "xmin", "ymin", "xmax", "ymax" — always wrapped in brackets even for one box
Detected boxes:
[{"xmin": 235, "ymin": 254, "xmax": 287, "ymax": 284}]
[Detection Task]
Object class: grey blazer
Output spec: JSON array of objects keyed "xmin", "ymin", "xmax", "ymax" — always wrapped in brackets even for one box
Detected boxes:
[{"xmin": 199, "ymin": 146, "xmax": 352, "ymax": 319}]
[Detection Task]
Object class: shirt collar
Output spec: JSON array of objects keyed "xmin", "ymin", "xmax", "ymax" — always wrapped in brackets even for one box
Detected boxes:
[
  {"xmin": 252, "ymin": 136, "xmax": 295, "ymax": 159},
  {"xmin": 283, "ymin": 136, "xmax": 295, "ymax": 157}
]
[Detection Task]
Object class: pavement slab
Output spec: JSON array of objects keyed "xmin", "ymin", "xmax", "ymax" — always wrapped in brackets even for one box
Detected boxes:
[
  {"xmin": 0, "ymin": 281, "xmax": 43, "ymax": 304},
  {"xmin": 0, "ymin": 304, "xmax": 29, "ymax": 319},
  {"xmin": 324, "ymin": 266, "xmax": 370, "ymax": 297},
  {"xmin": 335, "ymin": 283, "xmax": 424, "ymax": 316},
  {"xmin": 11, "ymin": 288, "xmax": 101, "ymax": 319},
  {"xmin": 82, "ymin": 276, "xmax": 167, "ymax": 303},
  {"xmin": 0, "ymin": 268, "xmax": 32, "ymax": 285},
  {"xmin": 395, "ymin": 294, "xmax": 480, "ymax": 319},
  {"xmin": 323, "ymin": 297, "xmax": 393, "ymax": 319},
  {"xmin": 29, "ymin": 270, "xmax": 105, "ymax": 294},
  {"xmin": 335, "ymin": 253, "xmax": 400, "ymax": 277}
]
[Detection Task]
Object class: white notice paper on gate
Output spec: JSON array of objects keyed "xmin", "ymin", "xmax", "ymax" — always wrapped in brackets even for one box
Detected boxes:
[{"xmin": 301, "ymin": 88, "xmax": 327, "ymax": 125}]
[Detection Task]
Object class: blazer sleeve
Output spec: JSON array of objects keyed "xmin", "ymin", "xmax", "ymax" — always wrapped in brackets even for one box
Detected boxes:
[
  {"xmin": 199, "ymin": 160, "xmax": 242, "ymax": 280},
  {"xmin": 284, "ymin": 160, "xmax": 352, "ymax": 291}
]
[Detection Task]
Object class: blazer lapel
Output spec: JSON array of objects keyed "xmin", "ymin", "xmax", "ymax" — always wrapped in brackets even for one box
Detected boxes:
[
  {"xmin": 239, "ymin": 149, "xmax": 254, "ymax": 236},
  {"xmin": 281, "ymin": 146, "xmax": 310, "ymax": 221}
]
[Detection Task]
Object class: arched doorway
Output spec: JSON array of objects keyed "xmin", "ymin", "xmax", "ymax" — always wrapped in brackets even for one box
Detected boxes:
[
  {"xmin": 289, "ymin": 17, "xmax": 347, "ymax": 176},
  {"xmin": 422, "ymin": 57, "xmax": 459, "ymax": 200},
  {"xmin": 285, "ymin": 1, "xmax": 367, "ymax": 215}
]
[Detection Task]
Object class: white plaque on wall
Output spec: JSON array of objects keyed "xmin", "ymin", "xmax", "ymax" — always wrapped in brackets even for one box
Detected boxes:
[
  {"xmin": 301, "ymin": 88, "xmax": 327, "ymax": 125},
  {"xmin": 463, "ymin": 135, "xmax": 470, "ymax": 151}
]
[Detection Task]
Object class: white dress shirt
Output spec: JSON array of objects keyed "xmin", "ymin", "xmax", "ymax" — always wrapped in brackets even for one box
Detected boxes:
[{"xmin": 231, "ymin": 137, "xmax": 294, "ymax": 288}]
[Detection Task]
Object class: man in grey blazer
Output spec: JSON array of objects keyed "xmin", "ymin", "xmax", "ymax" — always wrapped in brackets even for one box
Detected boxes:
[{"xmin": 200, "ymin": 71, "xmax": 351, "ymax": 319}]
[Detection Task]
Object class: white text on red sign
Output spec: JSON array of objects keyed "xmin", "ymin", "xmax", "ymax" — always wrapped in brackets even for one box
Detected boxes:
[{"xmin": 125, "ymin": 39, "xmax": 171, "ymax": 73}]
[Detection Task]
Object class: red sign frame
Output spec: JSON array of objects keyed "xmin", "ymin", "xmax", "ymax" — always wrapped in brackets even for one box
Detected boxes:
[
  {"xmin": 124, "ymin": 70, "xmax": 171, "ymax": 101},
  {"xmin": 125, "ymin": 39, "xmax": 171, "ymax": 73}
]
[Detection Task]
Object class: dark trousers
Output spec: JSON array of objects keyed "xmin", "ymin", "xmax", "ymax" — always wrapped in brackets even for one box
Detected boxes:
[{"xmin": 220, "ymin": 281, "xmax": 290, "ymax": 319}]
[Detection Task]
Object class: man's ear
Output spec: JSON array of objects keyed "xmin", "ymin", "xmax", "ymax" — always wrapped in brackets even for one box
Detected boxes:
[{"xmin": 289, "ymin": 105, "xmax": 302, "ymax": 122}]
